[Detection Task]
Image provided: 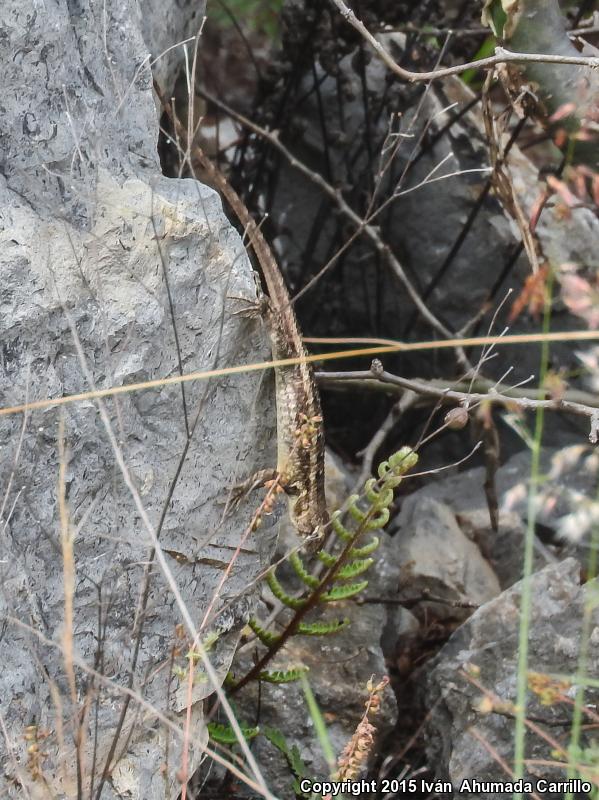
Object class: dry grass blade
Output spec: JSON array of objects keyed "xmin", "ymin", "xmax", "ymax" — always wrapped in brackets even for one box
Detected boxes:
[{"xmin": 2, "ymin": 331, "xmax": 599, "ymax": 418}]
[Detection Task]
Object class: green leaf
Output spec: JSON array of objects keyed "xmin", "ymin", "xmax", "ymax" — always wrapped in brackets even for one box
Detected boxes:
[
  {"xmin": 223, "ymin": 671, "xmax": 236, "ymax": 688},
  {"xmin": 332, "ymin": 507, "xmax": 355, "ymax": 541},
  {"xmin": 366, "ymin": 507, "xmax": 390, "ymax": 530},
  {"xmin": 208, "ymin": 721, "xmax": 259, "ymax": 745},
  {"xmin": 482, "ymin": 0, "xmax": 507, "ymax": 37},
  {"xmin": 297, "ymin": 618, "xmax": 349, "ymax": 636},
  {"xmin": 349, "ymin": 536, "xmax": 380, "ymax": 557},
  {"xmin": 317, "ymin": 550, "xmax": 337, "ymax": 568},
  {"xmin": 248, "ymin": 616, "xmax": 280, "ymax": 647},
  {"xmin": 384, "ymin": 446, "xmax": 419, "ymax": 476},
  {"xmin": 290, "ymin": 552, "xmax": 319, "ymax": 588},
  {"xmin": 349, "ymin": 499, "xmax": 368, "ymax": 524},
  {"xmin": 262, "ymin": 726, "xmax": 310, "ymax": 794},
  {"xmin": 260, "ymin": 666, "xmax": 309, "ymax": 683},
  {"xmin": 267, "ymin": 568, "xmax": 307, "ymax": 609},
  {"xmin": 336, "ymin": 557, "xmax": 374, "ymax": 579},
  {"xmin": 319, "ymin": 547, "xmax": 377, "ymax": 572},
  {"xmin": 321, "ymin": 580, "xmax": 368, "ymax": 601}
]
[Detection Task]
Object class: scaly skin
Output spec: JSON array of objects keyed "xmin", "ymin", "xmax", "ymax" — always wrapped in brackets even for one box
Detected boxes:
[{"xmin": 194, "ymin": 146, "xmax": 329, "ymax": 543}]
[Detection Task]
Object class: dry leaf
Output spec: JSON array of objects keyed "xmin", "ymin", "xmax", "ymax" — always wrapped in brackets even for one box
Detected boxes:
[{"xmin": 508, "ymin": 263, "xmax": 550, "ymax": 322}]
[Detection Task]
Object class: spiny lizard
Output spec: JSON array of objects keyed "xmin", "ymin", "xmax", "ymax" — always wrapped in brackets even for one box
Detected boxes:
[{"xmin": 193, "ymin": 149, "xmax": 328, "ymax": 546}]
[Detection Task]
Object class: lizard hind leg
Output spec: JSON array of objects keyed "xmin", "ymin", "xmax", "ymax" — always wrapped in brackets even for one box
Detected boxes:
[
  {"xmin": 227, "ymin": 273, "xmax": 270, "ymax": 319},
  {"xmin": 227, "ymin": 293, "xmax": 266, "ymax": 320}
]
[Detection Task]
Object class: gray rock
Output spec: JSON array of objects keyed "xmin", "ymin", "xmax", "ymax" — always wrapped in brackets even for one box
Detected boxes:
[
  {"xmin": 412, "ymin": 446, "xmax": 598, "ymax": 586},
  {"xmin": 0, "ymin": 2, "xmax": 274, "ymax": 797},
  {"xmin": 395, "ymin": 494, "xmax": 502, "ymax": 615},
  {"xmin": 139, "ymin": 0, "xmax": 206, "ymax": 92},
  {"xmin": 421, "ymin": 558, "xmax": 597, "ymax": 798}
]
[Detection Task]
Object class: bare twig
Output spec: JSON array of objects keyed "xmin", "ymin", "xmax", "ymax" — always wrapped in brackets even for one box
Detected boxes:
[
  {"xmin": 329, "ymin": 0, "xmax": 599, "ymax": 83},
  {"xmin": 4, "ymin": 330, "xmax": 599, "ymax": 418},
  {"xmin": 317, "ymin": 365, "xmax": 599, "ymax": 442},
  {"xmin": 191, "ymin": 88, "xmax": 455, "ymax": 340}
]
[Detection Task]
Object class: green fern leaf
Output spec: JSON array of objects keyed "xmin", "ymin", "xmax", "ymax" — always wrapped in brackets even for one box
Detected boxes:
[
  {"xmin": 348, "ymin": 500, "xmax": 368, "ymax": 524},
  {"xmin": 289, "ymin": 552, "xmax": 319, "ymax": 588},
  {"xmin": 259, "ymin": 666, "xmax": 309, "ymax": 683},
  {"xmin": 387, "ymin": 446, "xmax": 418, "ymax": 473},
  {"xmin": 332, "ymin": 507, "xmax": 355, "ymax": 541},
  {"xmin": 349, "ymin": 536, "xmax": 380, "ymax": 557},
  {"xmin": 297, "ymin": 618, "xmax": 349, "ymax": 635},
  {"xmin": 366, "ymin": 507, "xmax": 390, "ymax": 530},
  {"xmin": 266, "ymin": 569, "xmax": 307, "ymax": 609},
  {"xmin": 319, "ymin": 549, "xmax": 376, "ymax": 575},
  {"xmin": 365, "ymin": 481, "xmax": 394, "ymax": 510},
  {"xmin": 208, "ymin": 721, "xmax": 259, "ymax": 745},
  {"xmin": 262, "ymin": 726, "xmax": 309, "ymax": 785},
  {"xmin": 317, "ymin": 550, "xmax": 337, "ymax": 568},
  {"xmin": 248, "ymin": 617, "xmax": 280, "ymax": 647},
  {"xmin": 337, "ymin": 557, "xmax": 374, "ymax": 579},
  {"xmin": 223, "ymin": 671, "xmax": 236, "ymax": 688},
  {"xmin": 321, "ymin": 580, "xmax": 368, "ymax": 601}
]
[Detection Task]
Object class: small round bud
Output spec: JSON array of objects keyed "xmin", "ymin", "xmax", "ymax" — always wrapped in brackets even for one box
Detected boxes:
[{"xmin": 445, "ymin": 406, "xmax": 469, "ymax": 430}]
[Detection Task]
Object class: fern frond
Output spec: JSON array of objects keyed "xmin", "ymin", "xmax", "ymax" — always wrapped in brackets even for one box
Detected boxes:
[
  {"xmin": 336, "ymin": 558, "xmax": 374, "ymax": 580},
  {"xmin": 297, "ymin": 618, "xmax": 350, "ymax": 635},
  {"xmin": 248, "ymin": 617, "xmax": 280, "ymax": 647},
  {"xmin": 208, "ymin": 721, "xmax": 259, "ymax": 745},
  {"xmin": 227, "ymin": 448, "xmax": 418, "ymax": 694},
  {"xmin": 260, "ymin": 666, "xmax": 309, "ymax": 683},
  {"xmin": 379, "ymin": 447, "xmax": 418, "ymax": 486},
  {"xmin": 289, "ymin": 552, "xmax": 319, "ymax": 588},
  {"xmin": 267, "ymin": 569, "xmax": 307, "ymax": 609},
  {"xmin": 262, "ymin": 726, "xmax": 309, "ymax": 784},
  {"xmin": 332, "ymin": 506, "xmax": 356, "ymax": 541},
  {"xmin": 349, "ymin": 537, "xmax": 380, "ymax": 558},
  {"xmin": 365, "ymin": 507, "xmax": 390, "ymax": 530},
  {"xmin": 321, "ymin": 580, "xmax": 369, "ymax": 602},
  {"xmin": 348, "ymin": 501, "xmax": 368, "ymax": 524},
  {"xmin": 317, "ymin": 550, "xmax": 337, "ymax": 568},
  {"xmin": 223, "ymin": 671, "xmax": 236, "ymax": 688}
]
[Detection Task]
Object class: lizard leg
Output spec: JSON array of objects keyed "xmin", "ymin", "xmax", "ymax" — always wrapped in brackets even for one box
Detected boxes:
[
  {"xmin": 228, "ymin": 272, "xmax": 269, "ymax": 319},
  {"xmin": 228, "ymin": 292, "xmax": 269, "ymax": 320}
]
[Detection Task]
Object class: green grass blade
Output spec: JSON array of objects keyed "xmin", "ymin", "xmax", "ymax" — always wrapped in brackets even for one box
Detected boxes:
[
  {"xmin": 300, "ymin": 673, "xmax": 336, "ymax": 776},
  {"xmin": 513, "ymin": 274, "xmax": 553, "ymax": 797}
]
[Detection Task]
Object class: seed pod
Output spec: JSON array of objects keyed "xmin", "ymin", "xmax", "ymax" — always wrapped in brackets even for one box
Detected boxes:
[{"xmin": 445, "ymin": 406, "xmax": 469, "ymax": 430}]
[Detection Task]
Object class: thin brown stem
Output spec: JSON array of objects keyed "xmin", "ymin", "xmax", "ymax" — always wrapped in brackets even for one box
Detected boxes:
[{"xmin": 329, "ymin": 0, "xmax": 599, "ymax": 83}]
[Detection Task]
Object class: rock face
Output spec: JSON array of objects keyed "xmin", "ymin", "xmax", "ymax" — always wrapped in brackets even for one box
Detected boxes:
[
  {"xmin": 0, "ymin": 2, "xmax": 276, "ymax": 798},
  {"xmin": 421, "ymin": 559, "xmax": 598, "ymax": 798},
  {"xmin": 402, "ymin": 447, "xmax": 599, "ymax": 588},
  {"xmin": 395, "ymin": 494, "xmax": 501, "ymax": 612}
]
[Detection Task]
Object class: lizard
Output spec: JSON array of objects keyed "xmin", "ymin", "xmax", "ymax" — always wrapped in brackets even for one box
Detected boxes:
[{"xmin": 153, "ymin": 81, "xmax": 328, "ymax": 547}]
